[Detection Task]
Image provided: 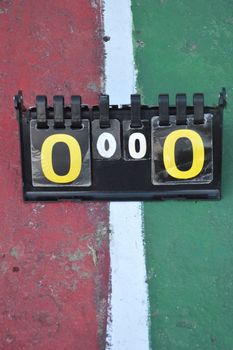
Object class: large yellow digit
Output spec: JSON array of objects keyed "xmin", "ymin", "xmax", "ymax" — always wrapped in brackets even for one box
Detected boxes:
[
  {"xmin": 163, "ymin": 129, "xmax": 205, "ymax": 179},
  {"xmin": 41, "ymin": 134, "xmax": 82, "ymax": 183}
]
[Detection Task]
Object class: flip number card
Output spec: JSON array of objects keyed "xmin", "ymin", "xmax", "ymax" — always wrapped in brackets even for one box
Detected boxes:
[
  {"xmin": 14, "ymin": 90, "xmax": 226, "ymax": 201},
  {"xmin": 123, "ymin": 120, "xmax": 150, "ymax": 161},
  {"xmin": 92, "ymin": 119, "xmax": 121, "ymax": 160},
  {"xmin": 151, "ymin": 114, "xmax": 213, "ymax": 185},
  {"xmin": 30, "ymin": 120, "xmax": 91, "ymax": 187}
]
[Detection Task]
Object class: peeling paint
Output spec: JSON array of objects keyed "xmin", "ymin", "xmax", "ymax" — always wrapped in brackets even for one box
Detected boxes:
[
  {"xmin": 67, "ymin": 248, "xmax": 85, "ymax": 262},
  {"xmin": 0, "ymin": 8, "xmax": 8, "ymax": 15},
  {"xmin": 71, "ymin": 264, "xmax": 80, "ymax": 272},
  {"xmin": 90, "ymin": 0, "xmax": 98, "ymax": 9},
  {"xmin": 32, "ymin": 203, "xmax": 45, "ymax": 214},
  {"xmin": 87, "ymin": 81, "xmax": 98, "ymax": 92},
  {"xmin": 96, "ymin": 222, "xmax": 108, "ymax": 247},
  {"xmin": 10, "ymin": 247, "xmax": 20, "ymax": 259},
  {"xmin": 0, "ymin": 261, "xmax": 8, "ymax": 274}
]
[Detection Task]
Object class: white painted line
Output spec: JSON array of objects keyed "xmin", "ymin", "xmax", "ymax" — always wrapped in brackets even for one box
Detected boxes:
[
  {"xmin": 107, "ymin": 203, "xmax": 150, "ymax": 350},
  {"xmin": 103, "ymin": 1, "xmax": 150, "ymax": 349},
  {"xmin": 103, "ymin": 0, "xmax": 136, "ymax": 104}
]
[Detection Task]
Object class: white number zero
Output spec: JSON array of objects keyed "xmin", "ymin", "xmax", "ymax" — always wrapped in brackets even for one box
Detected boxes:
[
  {"xmin": 128, "ymin": 132, "xmax": 147, "ymax": 159},
  {"xmin": 97, "ymin": 132, "xmax": 117, "ymax": 158}
]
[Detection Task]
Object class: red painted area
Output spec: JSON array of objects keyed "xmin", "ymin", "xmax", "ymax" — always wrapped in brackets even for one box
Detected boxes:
[{"xmin": 0, "ymin": 1, "xmax": 109, "ymax": 349}]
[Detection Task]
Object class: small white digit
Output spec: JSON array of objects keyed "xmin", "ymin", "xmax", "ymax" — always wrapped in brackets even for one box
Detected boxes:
[
  {"xmin": 97, "ymin": 132, "xmax": 117, "ymax": 158},
  {"xmin": 128, "ymin": 133, "xmax": 147, "ymax": 159}
]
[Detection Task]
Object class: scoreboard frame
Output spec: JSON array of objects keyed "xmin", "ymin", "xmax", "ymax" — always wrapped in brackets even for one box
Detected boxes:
[{"xmin": 14, "ymin": 89, "xmax": 226, "ymax": 201}]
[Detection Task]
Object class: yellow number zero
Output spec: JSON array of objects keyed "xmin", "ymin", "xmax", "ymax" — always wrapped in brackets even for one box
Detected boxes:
[
  {"xmin": 163, "ymin": 129, "xmax": 205, "ymax": 179},
  {"xmin": 41, "ymin": 134, "xmax": 82, "ymax": 183}
]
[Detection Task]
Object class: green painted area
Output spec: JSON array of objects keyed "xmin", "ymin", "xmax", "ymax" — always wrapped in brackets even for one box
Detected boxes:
[{"xmin": 132, "ymin": 1, "xmax": 233, "ymax": 349}]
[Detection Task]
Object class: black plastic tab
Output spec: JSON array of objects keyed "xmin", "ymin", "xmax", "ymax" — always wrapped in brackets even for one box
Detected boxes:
[
  {"xmin": 99, "ymin": 95, "xmax": 110, "ymax": 128},
  {"xmin": 14, "ymin": 90, "xmax": 26, "ymax": 120},
  {"xmin": 36, "ymin": 96, "xmax": 48, "ymax": 129},
  {"xmin": 176, "ymin": 94, "xmax": 187, "ymax": 125},
  {"xmin": 219, "ymin": 87, "xmax": 227, "ymax": 108},
  {"xmin": 193, "ymin": 93, "xmax": 204, "ymax": 124},
  {"xmin": 54, "ymin": 96, "xmax": 65, "ymax": 128},
  {"xmin": 130, "ymin": 94, "xmax": 142, "ymax": 128},
  {"xmin": 159, "ymin": 94, "xmax": 169, "ymax": 126},
  {"xmin": 71, "ymin": 95, "xmax": 82, "ymax": 128}
]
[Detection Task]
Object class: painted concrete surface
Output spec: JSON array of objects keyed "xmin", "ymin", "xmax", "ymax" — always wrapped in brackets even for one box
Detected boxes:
[
  {"xmin": 0, "ymin": 1, "xmax": 109, "ymax": 349},
  {"xmin": 132, "ymin": 0, "xmax": 233, "ymax": 349}
]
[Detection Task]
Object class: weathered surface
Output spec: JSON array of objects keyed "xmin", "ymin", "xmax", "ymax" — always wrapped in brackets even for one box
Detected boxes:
[
  {"xmin": 0, "ymin": 1, "xmax": 109, "ymax": 349},
  {"xmin": 132, "ymin": 0, "xmax": 233, "ymax": 349}
]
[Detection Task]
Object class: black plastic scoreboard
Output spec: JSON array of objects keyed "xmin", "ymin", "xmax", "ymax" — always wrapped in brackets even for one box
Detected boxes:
[{"xmin": 14, "ymin": 89, "xmax": 226, "ymax": 201}]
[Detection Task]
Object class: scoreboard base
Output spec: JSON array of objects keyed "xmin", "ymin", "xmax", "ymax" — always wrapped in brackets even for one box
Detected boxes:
[{"xmin": 24, "ymin": 190, "xmax": 220, "ymax": 202}]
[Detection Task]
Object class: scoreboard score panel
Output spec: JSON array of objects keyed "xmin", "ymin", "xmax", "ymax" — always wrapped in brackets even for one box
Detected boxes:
[
  {"xmin": 14, "ymin": 90, "xmax": 226, "ymax": 201},
  {"xmin": 31, "ymin": 115, "xmax": 211, "ymax": 186}
]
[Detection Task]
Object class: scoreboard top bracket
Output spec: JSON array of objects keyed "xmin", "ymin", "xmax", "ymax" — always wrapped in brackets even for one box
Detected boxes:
[{"xmin": 14, "ymin": 89, "xmax": 226, "ymax": 201}]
